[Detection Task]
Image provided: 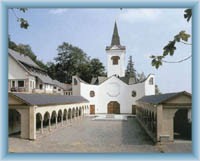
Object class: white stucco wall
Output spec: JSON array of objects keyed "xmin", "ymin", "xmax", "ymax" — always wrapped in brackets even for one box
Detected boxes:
[
  {"xmin": 75, "ymin": 75, "xmax": 155, "ymax": 114},
  {"xmin": 72, "ymin": 76, "xmax": 81, "ymax": 96},
  {"xmin": 28, "ymin": 75, "xmax": 36, "ymax": 92},
  {"xmin": 106, "ymin": 49, "xmax": 126, "ymax": 77},
  {"xmin": 44, "ymin": 84, "xmax": 54, "ymax": 93},
  {"xmin": 145, "ymin": 75, "xmax": 155, "ymax": 95},
  {"xmin": 8, "ymin": 56, "xmax": 28, "ymax": 79}
]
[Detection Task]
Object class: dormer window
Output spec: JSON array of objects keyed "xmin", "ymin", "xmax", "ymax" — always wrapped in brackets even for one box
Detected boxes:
[
  {"xmin": 149, "ymin": 78, "xmax": 154, "ymax": 85},
  {"xmin": 111, "ymin": 56, "xmax": 120, "ymax": 65}
]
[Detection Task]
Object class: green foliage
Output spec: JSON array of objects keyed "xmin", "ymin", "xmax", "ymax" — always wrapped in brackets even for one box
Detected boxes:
[
  {"xmin": 137, "ymin": 72, "xmax": 146, "ymax": 82},
  {"xmin": 49, "ymin": 42, "xmax": 106, "ymax": 83},
  {"xmin": 89, "ymin": 58, "xmax": 106, "ymax": 78},
  {"xmin": 125, "ymin": 56, "xmax": 146, "ymax": 82},
  {"xmin": 46, "ymin": 62, "xmax": 56, "ymax": 79},
  {"xmin": 11, "ymin": 8, "xmax": 29, "ymax": 29},
  {"xmin": 125, "ymin": 56, "xmax": 136, "ymax": 79},
  {"xmin": 150, "ymin": 30, "xmax": 191, "ymax": 69},
  {"xmin": 18, "ymin": 18, "xmax": 29, "ymax": 29},
  {"xmin": 150, "ymin": 9, "xmax": 192, "ymax": 69},
  {"xmin": 184, "ymin": 9, "xmax": 192, "ymax": 22},
  {"xmin": 19, "ymin": 8, "xmax": 28, "ymax": 13},
  {"xmin": 155, "ymin": 84, "xmax": 161, "ymax": 95}
]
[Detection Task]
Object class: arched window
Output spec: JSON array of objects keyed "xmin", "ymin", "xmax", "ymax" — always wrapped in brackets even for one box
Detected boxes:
[
  {"xmin": 90, "ymin": 91, "xmax": 95, "ymax": 97},
  {"xmin": 149, "ymin": 77, "xmax": 154, "ymax": 85},
  {"xmin": 132, "ymin": 91, "xmax": 137, "ymax": 97},
  {"xmin": 111, "ymin": 56, "xmax": 120, "ymax": 65},
  {"xmin": 74, "ymin": 78, "xmax": 78, "ymax": 85}
]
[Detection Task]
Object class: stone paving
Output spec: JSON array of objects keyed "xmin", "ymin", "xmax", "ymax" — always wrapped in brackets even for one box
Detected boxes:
[{"xmin": 8, "ymin": 116, "xmax": 192, "ymax": 153}]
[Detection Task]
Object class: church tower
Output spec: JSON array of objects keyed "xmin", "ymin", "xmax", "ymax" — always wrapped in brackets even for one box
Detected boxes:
[{"xmin": 106, "ymin": 22, "xmax": 126, "ymax": 77}]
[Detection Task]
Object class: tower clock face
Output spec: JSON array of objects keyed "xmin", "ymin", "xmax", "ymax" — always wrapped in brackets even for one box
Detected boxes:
[{"xmin": 106, "ymin": 82, "xmax": 120, "ymax": 97}]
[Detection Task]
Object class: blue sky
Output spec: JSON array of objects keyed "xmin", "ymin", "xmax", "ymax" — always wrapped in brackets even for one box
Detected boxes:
[{"xmin": 8, "ymin": 8, "xmax": 192, "ymax": 93}]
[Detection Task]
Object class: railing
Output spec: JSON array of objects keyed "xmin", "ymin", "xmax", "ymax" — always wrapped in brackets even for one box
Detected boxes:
[
  {"xmin": 10, "ymin": 87, "xmax": 26, "ymax": 92},
  {"xmin": 32, "ymin": 88, "xmax": 45, "ymax": 94},
  {"xmin": 33, "ymin": 88, "xmax": 55, "ymax": 94}
]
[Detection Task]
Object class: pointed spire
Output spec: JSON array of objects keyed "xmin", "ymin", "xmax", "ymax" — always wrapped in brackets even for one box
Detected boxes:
[{"xmin": 111, "ymin": 21, "xmax": 121, "ymax": 46}]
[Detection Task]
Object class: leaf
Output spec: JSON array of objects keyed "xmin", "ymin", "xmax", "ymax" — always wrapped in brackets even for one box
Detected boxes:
[
  {"xmin": 184, "ymin": 9, "xmax": 192, "ymax": 22},
  {"xmin": 163, "ymin": 50, "xmax": 168, "ymax": 56},
  {"xmin": 150, "ymin": 55, "xmax": 155, "ymax": 59},
  {"xmin": 174, "ymin": 34, "xmax": 181, "ymax": 42},
  {"xmin": 19, "ymin": 8, "xmax": 28, "ymax": 13},
  {"xmin": 151, "ymin": 57, "xmax": 163, "ymax": 69},
  {"xmin": 18, "ymin": 18, "xmax": 29, "ymax": 29}
]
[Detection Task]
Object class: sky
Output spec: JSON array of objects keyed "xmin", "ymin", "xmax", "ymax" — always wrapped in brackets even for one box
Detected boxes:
[{"xmin": 8, "ymin": 8, "xmax": 192, "ymax": 93}]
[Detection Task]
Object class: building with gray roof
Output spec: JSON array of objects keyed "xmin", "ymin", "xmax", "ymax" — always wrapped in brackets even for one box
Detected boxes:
[{"xmin": 8, "ymin": 48, "xmax": 71, "ymax": 95}]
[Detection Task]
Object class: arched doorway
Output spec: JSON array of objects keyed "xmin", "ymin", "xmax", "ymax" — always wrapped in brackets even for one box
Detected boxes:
[
  {"xmin": 68, "ymin": 108, "xmax": 72, "ymax": 120},
  {"xmin": 51, "ymin": 111, "xmax": 57, "ymax": 128},
  {"xmin": 36, "ymin": 113, "xmax": 43, "ymax": 131},
  {"xmin": 63, "ymin": 109, "xmax": 67, "ymax": 121},
  {"xmin": 174, "ymin": 109, "xmax": 191, "ymax": 140},
  {"xmin": 9, "ymin": 109, "xmax": 21, "ymax": 135},
  {"xmin": 107, "ymin": 101, "xmax": 120, "ymax": 114},
  {"xmin": 43, "ymin": 112, "xmax": 50, "ymax": 128},
  {"xmin": 57, "ymin": 110, "xmax": 62, "ymax": 123}
]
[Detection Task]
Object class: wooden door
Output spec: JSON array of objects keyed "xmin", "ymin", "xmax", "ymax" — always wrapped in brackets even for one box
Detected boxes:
[
  {"xmin": 132, "ymin": 105, "xmax": 136, "ymax": 115},
  {"xmin": 107, "ymin": 101, "xmax": 120, "ymax": 114},
  {"xmin": 90, "ymin": 105, "xmax": 95, "ymax": 114}
]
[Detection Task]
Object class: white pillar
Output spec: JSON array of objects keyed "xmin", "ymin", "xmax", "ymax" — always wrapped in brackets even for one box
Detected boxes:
[
  {"xmin": 66, "ymin": 113, "xmax": 68, "ymax": 124},
  {"xmin": 55, "ymin": 117, "xmax": 57, "ymax": 128},
  {"xmin": 70, "ymin": 112, "xmax": 72, "ymax": 123},
  {"xmin": 61, "ymin": 115, "xmax": 63, "ymax": 126},
  {"xmin": 48, "ymin": 119, "xmax": 51, "ymax": 131}
]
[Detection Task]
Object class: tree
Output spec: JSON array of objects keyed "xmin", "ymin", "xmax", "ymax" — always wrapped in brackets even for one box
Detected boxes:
[
  {"xmin": 125, "ymin": 56, "xmax": 136, "ymax": 79},
  {"xmin": 137, "ymin": 72, "xmax": 146, "ymax": 82},
  {"xmin": 89, "ymin": 58, "xmax": 106, "ymax": 78},
  {"xmin": 10, "ymin": 8, "xmax": 29, "ymax": 29},
  {"xmin": 53, "ymin": 42, "xmax": 106, "ymax": 83},
  {"xmin": 46, "ymin": 62, "xmax": 56, "ymax": 79},
  {"xmin": 150, "ymin": 9, "xmax": 192, "ymax": 69},
  {"xmin": 54, "ymin": 42, "xmax": 89, "ymax": 83},
  {"xmin": 155, "ymin": 84, "xmax": 161, "ymax": 95}
]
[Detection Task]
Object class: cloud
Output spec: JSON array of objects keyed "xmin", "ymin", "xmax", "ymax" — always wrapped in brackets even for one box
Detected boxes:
[
  {"xmin": 49, "ymin": 9, "xmax": 68, "ymax": 15},
  {"xmin": 118, "ymin": 9, "xmax": 162, "ymax": 23}
]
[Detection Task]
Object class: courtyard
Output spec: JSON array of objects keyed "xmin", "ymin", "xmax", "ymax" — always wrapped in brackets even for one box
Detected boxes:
[{"xmin": 9, "ymin": 116, "xmax": 192, "ymax": 153}]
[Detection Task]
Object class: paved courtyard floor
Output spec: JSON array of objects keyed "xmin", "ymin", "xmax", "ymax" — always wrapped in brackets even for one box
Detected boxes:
[{"xmin": 9, "ymin": 116, "xmax": 192, "ymax": 153}]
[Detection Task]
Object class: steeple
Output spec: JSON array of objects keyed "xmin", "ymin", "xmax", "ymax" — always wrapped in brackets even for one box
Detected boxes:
[
  {"xmin": 111, "ymin": 21, "xmax": 120, "ymax": 46},
  {"xmin": 106, "ymin": 21, "xmax": 126, "ymax": 77}
]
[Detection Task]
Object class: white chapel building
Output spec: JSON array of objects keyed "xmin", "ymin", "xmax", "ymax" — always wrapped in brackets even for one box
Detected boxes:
[{"xmin": 72, "ymin": 22, "xmax": 155, "ymax": 114}]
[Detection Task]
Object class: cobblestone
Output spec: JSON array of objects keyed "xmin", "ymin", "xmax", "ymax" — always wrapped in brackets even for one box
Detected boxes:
[{"xmin": 9, "ymin": 116, "xmax": 192, "ymax": 153}]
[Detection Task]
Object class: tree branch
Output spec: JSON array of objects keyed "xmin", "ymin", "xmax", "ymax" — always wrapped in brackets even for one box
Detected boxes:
[
  {"xmin": 11, "ymin": 9, "xmax": 19, "ymax": 20},
  {"xmin": 162, "ymin": 55, "xmax": 192, "ymax": 63},
  {"xmin": 180, "ymin": 41, "xmax": 192, "ymax": 45}
]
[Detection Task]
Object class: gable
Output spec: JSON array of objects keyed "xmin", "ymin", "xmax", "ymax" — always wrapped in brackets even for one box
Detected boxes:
[
  {"xmin": 9, "ymin": 94, "xmax": 29, "ymax": 106},
  {"xmin": 8, "ymin": 55, "xmax": 28, "ymax": 79},
  {"xmin": 164, "ymin": 94, "xmax": 192, "ymax": 104},
  {"xmin": 100, "ymin": 75, "xmax": 128, "ymax": 86}
]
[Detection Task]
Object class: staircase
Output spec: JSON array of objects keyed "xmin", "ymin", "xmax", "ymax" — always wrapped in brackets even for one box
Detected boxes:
[{"xmin": 106, "ymin": 114, "xmax": 115, "ymax": 118}]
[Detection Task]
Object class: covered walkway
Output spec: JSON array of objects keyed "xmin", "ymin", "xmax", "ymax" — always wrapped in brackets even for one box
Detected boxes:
[
  {"xmin": 136, "ymin": 91, "xmax": 192, "ymax": 143},
  {"xmin": 9, "ymin": 93, "xmax": 89, "ymax": 140}
]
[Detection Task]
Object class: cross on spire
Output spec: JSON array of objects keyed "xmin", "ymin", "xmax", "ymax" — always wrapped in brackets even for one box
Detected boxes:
[{"xmin": 111, "ymin": 21, "xmax": 121, "ymax": 46}]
